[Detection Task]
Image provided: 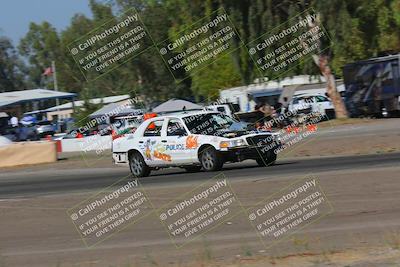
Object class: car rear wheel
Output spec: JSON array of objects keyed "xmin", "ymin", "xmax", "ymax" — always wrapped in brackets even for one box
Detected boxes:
[
  {"xmin": 129, "ymin": 152, "xmax": 151, "ymax": 177},
  {"xmin": 29, "ymin": 132, "xmax": 39, "ymax": 141},
  {"xmin": 200, "ymin": 147, "xmax": 223, "ymax": 171}
]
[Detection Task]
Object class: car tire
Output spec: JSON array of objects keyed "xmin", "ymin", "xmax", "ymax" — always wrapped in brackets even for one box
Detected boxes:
[
  {"xmin": 29, "ymin": 132, "xmax": 40, "ymax": 141},
  {"xmin": 199, "ymin": 146, "xmax": 223, "ymax": 171},
  {"xmin": 129, "ymin": 151, "xmax": 151, "ymax": 177},
  {"xmin": 183, "ymin": 166, "xmax": 202, "ymax": 172},
  {"xmin": 256, "ymin": 152, "xmax": 277, "ymax": 167}
]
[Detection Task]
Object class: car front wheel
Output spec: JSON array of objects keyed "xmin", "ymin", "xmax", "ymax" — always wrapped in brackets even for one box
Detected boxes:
[
  {"xmin": 199, "ymin": 147, "xmax": 223, "ymax": 171},
  {"xmin": 256, "ymin": 152, "xmax": 277, "ymax": 167},
  {"xmin": 129, "ymin": 152, "xmax": 151, "ymax": 177}
]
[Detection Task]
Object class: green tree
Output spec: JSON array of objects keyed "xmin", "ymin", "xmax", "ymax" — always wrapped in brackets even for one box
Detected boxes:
[
  {"xmin": 15, "ymin": 0, "xmax": 400, "ymax": 104},
  {"xmin": 19, "ymin": 21, "xmax": 61, "ymax": 88},
  {"xmin": 190, "ymin": 54, "xmax": 241, "ymax": 101},
  {"xmin": 0, "ymin": 36, "xmax": 27, "ymax": 92},
  {"xmin": 73, "ymin": 86, "xmax": 103, "ymax": 127},
  {"xmin": 376, "ymin": 1, "xmax": 400, "ymax": 53},
  {"xmin": 58, "ymin": 13, "xmax": 93, "ymax": 94},
  {"xmin": 116, "ymin": 0, "xmax": 192, "ymax": 100}
]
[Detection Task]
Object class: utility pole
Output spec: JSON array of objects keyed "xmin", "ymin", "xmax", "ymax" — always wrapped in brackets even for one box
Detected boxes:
[
  {"xmin": 52, "ymin": 61, "xmax": 59, "ymax": 107},
  {"xmin": 52, "ymin": 61, "xmax": 61, "ymax": 131}
]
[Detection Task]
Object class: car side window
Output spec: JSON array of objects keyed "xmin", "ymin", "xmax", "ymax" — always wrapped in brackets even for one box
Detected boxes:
[
  {"xmin": 167, "ymin": 119, "xmax": 187, "ymax": 136},
  {"xmin": 316, "ymin": 96, "xmax": 328, "ymax": 102},
  {"xmin": 143, "ymin": 119, "xmax": 164, "ymax": 137},
  {"xmin": 217, "ymin": 107, "xmax": 225, "ymax": 113},
  {"xmin": 303, "ymin": 97, "xmax": 313, "ymax": 103}
]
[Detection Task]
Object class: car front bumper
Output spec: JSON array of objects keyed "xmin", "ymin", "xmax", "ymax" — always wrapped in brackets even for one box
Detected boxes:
[{"xmin": 220, "ymin": 142, "xmax": 281, "ymax": 162}]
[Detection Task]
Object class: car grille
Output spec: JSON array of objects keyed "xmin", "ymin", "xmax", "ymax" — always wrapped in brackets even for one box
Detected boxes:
[{"xmin": 246, "ymin": 135, "xmax": 276, "ymax": 147}]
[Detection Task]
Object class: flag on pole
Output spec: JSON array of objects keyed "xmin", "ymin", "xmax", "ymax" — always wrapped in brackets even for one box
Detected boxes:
[{"xmin": 42, "ymin": 67, "xmax": 53, "ymax": 76}]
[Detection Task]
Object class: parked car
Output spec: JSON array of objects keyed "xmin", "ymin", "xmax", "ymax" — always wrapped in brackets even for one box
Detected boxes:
[
  {"xmin": 35, "ymin": 121, "xmax": 56, "ymax": 137},
  {"xmin": 1, "ymin": 124, "xmax": 39, "ymax": 141},
  {"xmin": 56, "ymin": 129, "xmax": 91, "ymax": 139},
  {"xmin": 287, "ymin": 93, "xmax": 335, "ymax": 119},
  {"xmin": 112, "ymin": 111, "xmax": 281, "ymax": 177},
  {"xmin": 0, "ymin": 135, "xmax": 13, "ymax": 146}
]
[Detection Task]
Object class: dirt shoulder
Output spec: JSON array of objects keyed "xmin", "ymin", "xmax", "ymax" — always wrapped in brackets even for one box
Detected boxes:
[{"xmin": 223, "ymin": 247, "xmax": 400, "ymax": 267}]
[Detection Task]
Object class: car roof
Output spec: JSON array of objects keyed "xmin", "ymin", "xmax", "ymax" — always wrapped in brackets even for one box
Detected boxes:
[
  {"xmin": 148, "ymin": 110, "xmax": 219, "ymax": 121},
  {"xmin": 295, "ymin": 93, "xmax": 327, "ymax": 97}
]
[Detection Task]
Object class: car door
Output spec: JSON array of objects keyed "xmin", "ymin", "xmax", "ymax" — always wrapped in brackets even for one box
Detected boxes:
[
  {"xmin": 291, "ymin": 97, "xmax": 306, "ymax": 113},
  {"xmin": 137, "ymin": 118, "xmax": 169, "ymax": 167},
  {"xmin": 163, "ymin": 118, "xmax": 193, "ymax": 164},
  {"xmin": 315, "ymin": 95, "xmax": 333, "ymax": 115}
]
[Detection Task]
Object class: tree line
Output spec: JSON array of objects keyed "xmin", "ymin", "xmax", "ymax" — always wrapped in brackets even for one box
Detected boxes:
[{"xmin": 0, "ymin": 0, "xmax": 399, "ymax": 103}]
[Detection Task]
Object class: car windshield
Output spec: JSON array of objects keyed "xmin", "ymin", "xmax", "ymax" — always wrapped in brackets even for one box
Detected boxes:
[{"xmin": 183, "ymin": 113, "xmax": 246, "ymax": 135}]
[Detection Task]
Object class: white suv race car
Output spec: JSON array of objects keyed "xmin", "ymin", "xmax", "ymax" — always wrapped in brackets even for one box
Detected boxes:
[{"xmin": 112, "ymin": 111, "xmax": 281, "ymax": 177}]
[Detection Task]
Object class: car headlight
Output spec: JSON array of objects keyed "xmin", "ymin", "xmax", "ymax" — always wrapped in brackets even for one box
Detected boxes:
[
  {"xmin": 232, "ymin": 139, "xmax": 246, "ymax": 147},
  {"xmin": 219, "ymin": 139, "xmax": 246, "ymax": 148}
]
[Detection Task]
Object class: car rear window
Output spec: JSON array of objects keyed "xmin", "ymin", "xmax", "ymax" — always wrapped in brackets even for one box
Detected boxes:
[{"xmin": 143, "ymin": 119, "xmax": 164, "ymax": 137}]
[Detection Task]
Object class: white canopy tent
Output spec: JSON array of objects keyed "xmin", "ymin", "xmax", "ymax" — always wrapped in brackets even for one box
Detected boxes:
[{"xmin": 152, "ymin": 99, "xmax": 203, "ymax": 114}]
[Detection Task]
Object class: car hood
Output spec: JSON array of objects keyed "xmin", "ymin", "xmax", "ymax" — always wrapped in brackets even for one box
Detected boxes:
[
  {"xmin": 212, "ymin": 129, "xmax": 276, "ymax": 139},
  {"xmin": 208, "ymin": 121, "xmax": 276, "ymax": 138}
]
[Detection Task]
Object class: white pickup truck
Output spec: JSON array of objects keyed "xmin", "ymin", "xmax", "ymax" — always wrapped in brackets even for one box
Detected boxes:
[
  {"xmin": 112, "ymin": 111, "xmax": 281, "ymax": 177},
  {"xmin": 288, "ymin": 93, "xmax": 335, "ymax": 118}
]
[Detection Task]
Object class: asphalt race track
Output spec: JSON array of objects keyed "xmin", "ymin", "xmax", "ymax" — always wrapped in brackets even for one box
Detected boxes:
[{"xmin": 0, "ymin": 152, "xmax": 399, "ymax": 198}]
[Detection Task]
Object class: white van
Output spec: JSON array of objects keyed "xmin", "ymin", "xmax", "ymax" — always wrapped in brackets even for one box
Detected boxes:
[{"xmin": 205, "ymin": 103, "xmax": 240, "ymax": 117}]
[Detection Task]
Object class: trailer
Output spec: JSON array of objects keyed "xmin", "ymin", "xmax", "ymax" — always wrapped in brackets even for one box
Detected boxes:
[{"xmin": 343, "ymin": 54, "xmax": 400, "ymax": 117}]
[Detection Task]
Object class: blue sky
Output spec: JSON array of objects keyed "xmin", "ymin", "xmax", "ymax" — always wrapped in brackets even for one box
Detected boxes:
[{"xmin": 0, "ymin": 0, "xmax": 92, "ymax": 46}]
